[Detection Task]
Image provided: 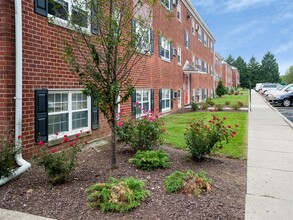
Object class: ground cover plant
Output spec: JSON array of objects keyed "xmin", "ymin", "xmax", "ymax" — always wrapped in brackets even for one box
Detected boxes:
[
  {"xmin": 165, "ymin": 170, "xmax": 212, "ymax": 197},
  {"xmin": 129, "ymin": 149, "xmax": 170, "ymax": 170},
  {"xmin": 212, "ymin": 89, "xmax": 248, "ymax": 107},
  {"xmin": 163, "ymin": 112, "xmax": 247, "ymax": 159},
  {"xmin": 86, "ymin": 176, "xmax": 149, "ymax": 213}
]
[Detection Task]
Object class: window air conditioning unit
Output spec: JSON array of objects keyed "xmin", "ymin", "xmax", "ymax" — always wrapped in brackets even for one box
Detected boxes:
[
  {"xmin": 173, "ymin": 48, "xmax": 177, "ymax": 56},
  {"xmin": 195, "ymin": 24, "xmax": 199, "ymax": 31}
]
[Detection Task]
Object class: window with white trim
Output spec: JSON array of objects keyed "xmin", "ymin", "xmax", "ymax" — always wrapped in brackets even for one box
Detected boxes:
[
  {"xmin": 177, "ymin": 46, "xmax": 181, "ymax": 65},
  {"xmin": 210, "ymin": 41, "xmax": 214, "ymax": 52},
  {"xmin": 160, "ymin": 36, "xmax": 171, "ymax": 61},
  {"xmin": 197, "ymin": 58, "xmax": 202, "ymax": 71},
  {"xmin": 192, "ymin": 55, "xmax": 195, "ymax": 67},
  {"xmin": 48, "ymin": 91, "xmax": 91, "ymax": 140},
  {"xmin": 198, "ymin": 27, "xmax": 202, "ymax": 41},
  {"xmin": 210, "ymin": 65, "xmax": 214, "ymax": 75},
  {"xmin": 204, "ymin": 89, "xmax": 208, "ymax": 100},
  {"xmin": 134, "ymin": 21, "xmax": 151, "ymax": 53},
  {"xmin": 204, "ymin": 33, "xmax": 207, "ymax": 47},
  {"xmin": 203, "ymin": 62, "xmax": 207, "ymax": 72},
  {"xmin": 177, "ymin": 0, "xmax": 181, "ymax": 21},
  {"xmin": 135, "ymin": 89, "xmax": 151, "ymax": 116},
  {"xmin": 198, "ymin": 88, "xmax": 202, "ymax": 102},
  {"xmin": 185, "ymin": 31, "xmax": 190, "ymax": 49},
  {"xmin": 161, "ymin": 89, "xmax": 171, "ymax": 112},
  {"xmin": 161, "ymin": 0, "xmax": 171, "ymax": 10},
  {"xmin": 192, "ymin": 18, "xmax": 195, "ymax": 35},
  {"xmin": 48, "ymin": 0, "xmax": 90, "ymax": 30}
]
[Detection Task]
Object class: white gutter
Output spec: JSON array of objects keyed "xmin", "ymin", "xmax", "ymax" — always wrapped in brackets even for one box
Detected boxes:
[{"xmin": 0, "ymin": 0, "xmax": 31, "ymax": 186}]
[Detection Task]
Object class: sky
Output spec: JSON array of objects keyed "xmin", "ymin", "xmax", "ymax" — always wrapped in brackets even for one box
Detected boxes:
[{"xmin": 190, "ymin": 0, "xmax": 293, "ymax": 75}]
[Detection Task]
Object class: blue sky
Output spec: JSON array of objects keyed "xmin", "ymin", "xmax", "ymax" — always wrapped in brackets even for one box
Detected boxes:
[{"xmin": 191, "ymin": 0, "xmax": 293, "ymax": 75}]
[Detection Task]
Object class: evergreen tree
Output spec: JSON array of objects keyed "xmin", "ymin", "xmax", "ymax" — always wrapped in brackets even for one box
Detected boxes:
[
  {"xmin": 261, "ymin": 52, "xmax": 280, "ymax": 83},
  {"xmin": 233, "ymin": 56, "xmax": 248, "ymax": 88},
  {"xmin": 283, "ymin": 65, "xmax": 293, "ymax": 84},
  {"xmin": 225, "ymin": 54, "xmax": 235, "ymax": 66},
  {"xmin": 247, "ymin": 56, "xmax": 261, "ymax": 88},
  {"xmin": 216, "ymin": 80, "xmax": 227, "ymax": 97}
]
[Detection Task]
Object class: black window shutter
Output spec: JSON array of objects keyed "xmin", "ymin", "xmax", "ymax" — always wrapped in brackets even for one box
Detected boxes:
[
  {"xmin": 35, "ymin": 89, "xmax": 48, "ymax": 143},
  {"xmin": 188, "ymin": 33, "xmax": 190, "ymax": 49},
  {"xmin": 158, "ymin": 35, "xmax": 162, "ymax": 57},
  {"xmin": 151, "ymin": 89, "xmax": 154, "ymax": 112},
  {"xmin": 34, "ymin": 0, "xmax": 48, "ymax": 17},
  {"xmin": 91, "ymin": 0, "xmax": 98, "ymax": 35},
  {"xmin": 170, "ymin": 43, "xmax": 173, "ymax": 60},
  {"xmin": 184, "ymin": 31, "xmax": 187, "ymax": 48},
  {"xmin": 131, "ymin": 89, "xmax": 137, "ymax": 116},
  {"xmin": 171, "ymin": 89, "xmax": 173, "ymax": 109},
  {"xmin": 91, "ymin": 98, "xmax": 99, "ymax": 130},
  {"xmin": 159, "ymin": 89, "xmax": 162, "ymax": 113},
  {"xmin": 150, "ymin": 29, "xmax": 154, "ymax": 55}
]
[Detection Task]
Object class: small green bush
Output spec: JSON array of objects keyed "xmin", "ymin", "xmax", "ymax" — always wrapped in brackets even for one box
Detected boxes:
[
  {"xmin": 165, "ymin": 170, "xmax": 212, "ymax": 196},
  {"xmin": 237, "ymin": 101, "xmax": 244, "ymax": 107},
  {"xmin": 129, "ymin": 149, "xmax": 170, "ymax": 170},
  {"xmin": 87, "ymin": 177, "xmax": 150, "ymax": 212},
  {"xmin": 225, "ymin": 101, "xmax": 230, "ymax": 106},
  {"xmin": 201, "ymin": 102, "xmax": 209, "ymax": 110},
  {"xmin": 116, "ymin": 109, "xmax": 164, "ymax": 151},
  {"xmin": 215, "ymin": 104, "xmax": 224, "ymax": 111},
  {"xmin": 184, "ymin": 115, "xmax": 236, "ymax": 160},
  {"xmin": 191, "ymin": 102, "xmax": 198, "ymax": 111},
  {"xmin": 233, "ymin": 103, "xmax": 240, "ymax": 110},
  {"xmin": 216, "ymin": 80, "xmax": 227, "ymax": 97},
  {"xmin": 206, "ymin": 98, "xmax": 214, "ymax": 106},
  {"xmin": 0, "ymin": 136, "xmax": 20, "ymax": 178}
]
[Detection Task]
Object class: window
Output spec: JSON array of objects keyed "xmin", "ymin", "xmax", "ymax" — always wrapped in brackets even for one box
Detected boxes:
[
  {"xmin": 210, "ymin": 41, "xmax": 214, "ymax": 52},
  {"xmin": 48, "ymin": 0, "xmax": 89, "ymax": 29},
  {"xmin": 204, "ymin": 33, "xmax": 207, "ymax": 47},
  {"xmin": 177, "ymin": 46, "xmax": 182, "ymax": 65},
  {"xmin": 133, "ymin": 20, "xmax": 152, "ymax": 53},
  {"xmin": 197, "ymin": 58, "xmax": 202, "ymax": 71},
  {"xmin": 198, "ymin": 27, "xmax": 202, "ymax": 41},
  {"xmin": 204, "ymin": 89, "xmax": 208, "ymax": 100},
  {"xmin": 161, "ymin": 0, "xmax": 171, "ymax": 10},
  {"xmin": 185, "ymin": 31, "xmax": 190, "ymax": 49},
  {"xmin": 177, "ymin": 0, "xmax": 181, "ymax": 21},
  {"xmin": 48, "ymin": 91, "xmax": 91, "ymax": 140},
  {"xmin": 159, "ymin": 35, "xmax": 171, "ymax": 61},
  {"xmin": 210, "ymin": 65, "xmax": 214, "ymax": 75},
  {"xmin": 192, "ymin": 19, "xmax": 195, "ymax": 35},
  {"xmin": 135, "ymin": 89, "xmax": 151, "ymax": 116},
  {"xmin": 198, "ymin": 88, "xmax": 202, "ymax": 102},
  {"xmin": 161, "ymin": 89, "xmax": 171, "ymax": 112},
  {"xmin": 192, "ymin": 55, "xmax": 195, "ymax": 67},
  {"xmin": 203, "ymin": 62, "xmax": 207, "ymax": 72}
]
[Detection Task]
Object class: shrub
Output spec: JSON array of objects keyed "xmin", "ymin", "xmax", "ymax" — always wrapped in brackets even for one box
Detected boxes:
[
  {"xmin": 225, "ymin": 101, "xmax": 230, "ymax": 106},
  {"xmin": 206, "ymin": 98, "xmax": 214, "ymax": 106},
  {"xmin": 215, "ymin": 104, "xmax": 224, "ymax": 111},
  {"xmin": 216, "ymin": 80, "xmax": 227, "ymax": 97},
  {"xmin": 129, "ymin": 149, "xmax": 170, "ymax": 170},
  {"xmin": 0, "ymin": 136, "xmax": 20, "ymax": 178},
  {"xmin": 116, "ymin": 108, "xmax": 164, "ymax": 151},
  {"xmin": 184, "ymin": 115, "xmax": 237, "ymax": 161},
  {"xmin": 34, "ymin": 134, "xmax": 83, "ymax": 185},
  {"xmin": 233, "ymin": 103, "xmax": 240, "ymax": 110},
  {"xmin": 237, "ymin": 101, "xmax": 244, "ymax": 107},
  {"xmin": 165, "ymin": 170, "xmax": 212, "ymax": 196},
  {"xmin": 191, "ymin": 102, "xmax": 198, "ymax": 111},
  {"xmin": 201, "ymin": 102, "xmax": 209, "ymax": 110},
  {"xmin": 87, "ymin": 177, "xmax": 150, "ymax": 212}
]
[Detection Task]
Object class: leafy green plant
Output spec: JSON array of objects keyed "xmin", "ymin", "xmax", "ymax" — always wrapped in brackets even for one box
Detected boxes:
[
  {"xmin": 165, "ymin": 170, "xmax": 212, "ymax": 196},
  {"xmin": 237, "ymin": 101, "xmax": 244, "ymax": 107},
  {"xmin": 184, "ymin": 115, "xmax": 237, "ymax": 161},
  {"xmin": 116, "ymin": 108, "xmax": 164, "ymax": 151},
  {"xmin": 216, "ymin": 80, "xmax": 227, "ymax": 97},
  {"xmin": 87, "ymin": 177, "xmax": 150, "ymax": 212},
  {"xmin": 191, "ymin": 102, "xmax": 198, "ymax": 111},
  {"xmin": 34, "ymin": 134, "xmax": 83, "ymax": 185},
  {"xmin": 233, "ymin": 103, "xmax": 240, "ymax": 110},
  {"xmin": 129, "ymin": 149, "xmax": 170, "ymax": 170},
  {"xmin": 0, "ymin": 136, "xmax": 20, "ymax": 178},
  {"xmin": 225, "ymin": 101, "xmax": 230, "ymax": 106},
  {"xmin": 201, "ymin": 102, "xmax": 209, "ymax": 110},
  {"xmin": 206, "ymin": 98, "xmax": 214, "ymax": 106},
  {"xmin": 215, "ymin": 104, "xmax": 224, "ymax": 111}
]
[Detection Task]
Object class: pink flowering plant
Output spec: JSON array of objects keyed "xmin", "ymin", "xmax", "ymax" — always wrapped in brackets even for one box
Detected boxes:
[
  {"xmin": 184, "ymin": 115, "xmax": 238, "ymax": 161},
  {"xmin": 116, "ymin": 105, "xmax": 165, "ymax": 151},
  {"xmin": 34, "ymin": 132, "xmax": 87, "ymax": 185}
]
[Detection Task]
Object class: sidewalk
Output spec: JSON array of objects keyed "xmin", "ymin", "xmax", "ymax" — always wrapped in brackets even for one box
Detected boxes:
[
  {"xmin": 245, "ymin": 90, "xmax": 293, "ymax": 219},
  {"xmin": 0, "ymin": 208, "xmax": 55, "ymax": 220}
]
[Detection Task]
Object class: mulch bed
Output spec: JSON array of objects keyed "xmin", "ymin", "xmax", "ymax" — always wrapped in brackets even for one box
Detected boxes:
[{"xmin": 0, "ymin": 141, "xmax": 247, "ymax": 220}]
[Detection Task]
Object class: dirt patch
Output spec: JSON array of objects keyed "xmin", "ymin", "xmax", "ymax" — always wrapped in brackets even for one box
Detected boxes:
[{"xmin": 0, "ymin": 142, "xmax": 246, "ymax": 220}]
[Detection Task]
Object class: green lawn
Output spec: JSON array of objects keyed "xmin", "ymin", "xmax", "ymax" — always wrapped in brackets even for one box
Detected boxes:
[
  {"xmin": 162, "ymin": 111, "xmax": 248, "ymax": 159},
  {"xmin": 212, "ymin": 89, "xmax": 249, "ymax": 107}
]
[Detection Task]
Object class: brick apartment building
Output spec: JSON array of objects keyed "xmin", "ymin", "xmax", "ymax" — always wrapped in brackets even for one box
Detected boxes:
[{"xmin": 0, "ymin": 0, "xmax": 239, "ymax": 158}]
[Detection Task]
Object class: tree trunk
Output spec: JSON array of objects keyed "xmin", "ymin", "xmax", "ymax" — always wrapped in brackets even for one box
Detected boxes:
[{"xmin": 110, "ymin": 117, "xmax": 118, "ymax": 169}]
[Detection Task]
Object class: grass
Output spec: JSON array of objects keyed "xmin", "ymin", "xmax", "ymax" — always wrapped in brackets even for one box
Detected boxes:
[
  {"xmin": 162, "ymin": 111, "xmax": 248, "ymax": 159},
  {"xmin": 212, "ymin": 89, "xmax": 249, "ymax": 107}
]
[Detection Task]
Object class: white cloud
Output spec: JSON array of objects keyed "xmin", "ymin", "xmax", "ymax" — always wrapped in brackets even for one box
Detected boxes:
[{"xmin": 273, "ymin": 41, "xmax": 293, "ymax": 54}]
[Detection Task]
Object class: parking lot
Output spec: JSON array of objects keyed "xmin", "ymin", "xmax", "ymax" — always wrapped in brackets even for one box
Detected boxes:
[{"xmin": 274, "ymin": 106, "xmax": 293, "ymax": 123}]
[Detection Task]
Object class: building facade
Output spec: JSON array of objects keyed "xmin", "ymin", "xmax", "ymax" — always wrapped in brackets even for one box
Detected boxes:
[{"xmin": 0, "ymin": 0, "xmax": 239, "ymax": 158}]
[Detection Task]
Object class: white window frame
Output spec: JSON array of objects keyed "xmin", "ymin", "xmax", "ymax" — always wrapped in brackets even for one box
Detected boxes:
[
  {"xmin": 135, "ymin": 21, "xmax": 151, "ymax": 54},
  {"xmin": 204, "ymin": 33, "xmax": 207, "ymax": 47},
  {"xmin": 192, "ymin": 18, "xmax": 195, "ymax": 35},
  {"xmin": 198, "ymin": 27, "xmax": 202, "ymax": 41},
  {"xmin": 177, "ymin": 46, "xmax": 182, "ymax": 65},
  {"xmin": 177, "ymin": 0, "xmax": 181, "ymax": 21},
  {"xmin": 198, "ymin": 88, "xmax": 202, "ymax": 102},
  {"xmin": 185, "ymin": 31, "xmax": 190, "ymax": 49},
  {"xmin": 197, "ymin": 58, "xmax": 202, "ymax": 71},
  {"xmin": 210, "ymin": 65, "xmax": 214, "ymax": 75},
  {"xmin": 210, "ymin": 41, "xmax": 214, "ymax": 52},
  {"xmin": 192, "ymin": 55, "xmax": 195, "ymax": 67},
  {"xmin": 160, "ymin": 36, "xmax": 171, "ymax": 61},
  {"xmin": 161, "ymin": 89, "xmax": 171, "ymax": 113},
  {"xmin": 48, "ymin": 90, "xmax": 91, "ymax": 141},
  {"xmin": 48, "ymin": 0, "xmax": 91, "ymax": 32},
  {"xmin": 203, "ymin": 62, "xmax": 207, "ymax": 72},
  {"xmin": 204, "ymin": 89, "xmax": 208, "ymax": 100},
  {"xmin": 135, "ymin": 89, "xmax": 151, "ymax": 117},
  {"xmin": 161, "ymin": 0, "xmax": 171, "ymax": 10}
]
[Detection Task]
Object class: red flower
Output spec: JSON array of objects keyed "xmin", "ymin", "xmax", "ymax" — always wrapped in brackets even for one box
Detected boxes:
[
  {"xmin": 54, "ymin": 132, "xmax": 59, "ymax": 136},
  {"xmin": 231, "ymin": 134, "xmax": 234, "ymax": 138},
  {"xmin": 156, "ymin": 115, "xmax": 159, "ymax": 118},
  {"xmin": 63, "ymin": 137, "xmax": 69, "ymax": 143},
  {"xmin": 227, "ymin": 125, "xmax": 231, "ymax": 129},
  {"xmin": 51, "ymin": 149, "xmax": 56, "ymax": 153},
  {"xmin": 70, "ymin": 142, "xmax": 75, "ymax": 147},
  {"xmin": 73, "ymin": 138, "xmax": 77, "ymax": 141},
  {"xmin": 213, "ymin": 115, "xmax": 217, "ymax": 120},
  {"xmin": 223, "ymin": 117, "xmax": 227, "ymax": 120},
  {"xmin": 216, "ymin": 123, "xmax": 220, "ymax": 127},
  {"xmin": 75, "ymin": 133, "xmax": 80, "ymax": 138},
  {"xmin": 64, "ymin": 135, "xmax": 68, "ymax": 138},
  {"xmin": 118, "ymin": 121, "xmax": 123, "ymax": 127},
  {"xmin": 232, "ymin": 131, "xmax": 237, "ymax": 135},
  {"xmin": 80, "ymin": 130, "xmax": 83, "ymax": 133},
  {"xmin": 38, "ymin": 140, "xmax": 44, "ymax": 145},
  {"xmin": 84, "ymin": 141, "xmax": 88, "ymax": 145},
  {"xmin": 162, "ymin": 127, "xmax": 166, "ymax": 133},
  {"xmin": 17, "ymin": 135, "xmax": 22, "ymax": 139},
  {"xmin": 135, "ymin": 101, "xmax": 139, "ymax": 105},
  {"xmin": 86, "ymin": 130, "xmax": 91, "ymax": 134},
  {"xmin": 162, "ymin": 122, "xmax": 165, "ymax": 126},
  {"xmin": 235, "ymin": 124, "xmax": 239, "ymax": 127},
  {"xmin": 209, "ymin": 109, "xmax": 213, "ymax": 112}
]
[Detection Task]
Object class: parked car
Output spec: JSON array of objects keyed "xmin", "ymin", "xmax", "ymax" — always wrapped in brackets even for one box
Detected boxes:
[
  {"xmin": 264, "ymin": 85, "xmax": 285, "ymax": 96},
  {"xmin": 267, "ymin": 84, "xmax": 293, "ymax": 102},
  {"xmin": 259, "ymin": 83, "xmax": 280, "ymax": 94},
  {"xmin": 255, "ymin": 83, "xmax": 263, "ymax": 92},
  {"xmin": 272, "ymin": 91, "xmax": 293, "ymax": 107}
]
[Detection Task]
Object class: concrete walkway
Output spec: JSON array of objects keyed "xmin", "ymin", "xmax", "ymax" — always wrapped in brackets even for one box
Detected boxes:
[
  {"xmin": 245, "ymin": 90, "xmax": 293, "ymax": 219},
  {"xmin": 0, "ymin": 208, "xmax": 55, "ymax": 220}
]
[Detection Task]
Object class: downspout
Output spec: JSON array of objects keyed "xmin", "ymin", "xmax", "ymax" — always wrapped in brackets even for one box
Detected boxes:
[{"xmin": 0, "ymin": 0, "xmax": 31, "ymax": 186}]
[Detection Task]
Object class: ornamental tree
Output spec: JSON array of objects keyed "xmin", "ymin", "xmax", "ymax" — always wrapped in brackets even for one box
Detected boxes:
[
  {"xmin": 61, "ymin": 0, "xmax": 157, "ymax": 168},
  {"xmin": 216, "ymin": 80, "xmax": 227, "ymax": 97}
]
